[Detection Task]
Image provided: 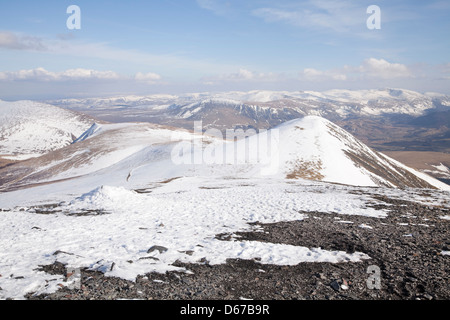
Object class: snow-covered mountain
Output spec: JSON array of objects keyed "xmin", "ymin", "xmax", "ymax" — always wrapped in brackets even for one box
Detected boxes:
[
  {"xmin": 182, "ymin": 88, "xmax": 444, "ymax": 118},
  {"xmin": 271, "ymin": 116, "xmax": 447, "ymax": 189},
  {"xmin": 187, "ymin": 116, "xmax": 449, "ymax": 189},
  {"xmin": 49, "ymin": 88, "xmax": 450, "ymax": 123},
  {"xmin": 0, "ymin": 100, "xmax": 96, "ymax": 161},
  {"xmin": 1, "ymin": 115, "xmax": 447, "ymax": 193}
]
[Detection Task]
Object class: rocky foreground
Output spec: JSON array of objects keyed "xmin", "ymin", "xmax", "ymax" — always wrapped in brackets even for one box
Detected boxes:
[{"xmin": 25, "ymin": 193, "xmax": 450, "ymax": 301}]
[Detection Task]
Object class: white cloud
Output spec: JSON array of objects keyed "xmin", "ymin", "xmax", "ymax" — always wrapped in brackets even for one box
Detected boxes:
[
  {"xmin": 0, "ymin": 68, "xmax": 146, "ymax": 82},
  {"xmin": 0, "ymin": 68, "xmax": 54, "ymax": 81},
  {"xmin": 440, "ymin": 63, "xmax": 450, "ymax": 74},
  {"xmin": 358, "ymin": 58, "xmax": 412, "ymax": 79},
  {"xmin": 436, "ymin": 63, "xmax": 450, "ymax": 80},
  {"xmin": 202, "ymin": 68, "xmax": 284, "ymax": 84},
  {"xmin": 302, "ymin": 68, "xmax": 347, "ymax": 81},
  {"xmin": 135, "ymin": 72, "xmax": 162, "ymax": 83},
  {"xmin": 0, "ymin": 31, "xmax": 46, "ymax": 50},
  {"xmin": 0, "ymin": 31, "xmax": 239, "ymax": 77},
  {"xmin": 225, "ymin": 68, "xmax": 256, "ymax": 80},
  {"xmin": 202, "ymin": 59, "xmax": 413, "ymax": 88},
  {"xmin": 196, "ymin": 0, "xmax": 231, "ymax": 16},
  {"xmin": 61, "ymin": 69, "xmax": 121, "ymax": 80},
  {"xmin": 0, "ymin": 67, "xmax": 165, "ymax": 99},
  {"xmin": 252, "ymin": 0, "xmax": 363, "ymax": 33},
  {"xmin": 196, "ymin": 0, "xmax": 217, "ymax": 11},
  {"xmin": 300, "ymin": 58, "xmax": 413, "ymax": 82}
]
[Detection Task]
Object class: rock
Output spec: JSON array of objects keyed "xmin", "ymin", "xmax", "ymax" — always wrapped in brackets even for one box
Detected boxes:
[
  {"xmin": 53, "ymin": 250, "xmax": 74, "ymax": 256},
  {"xmin": 316, "ymin": 272, "xmax": 327, "ymax": 280},
  {"xmin": 423, "ymin": 293, "xmax": 433, "ymax": 300},
  {"xmin": 330, "ymin": 280, "xmax": 341, "ymax": 292},
  {"xmin": 139, "ymin": 256, "xmax": 160, "ymax": 261},
  {"xmin": 147, "ymin": 245, "xmax": 168, "ymax": 254}
]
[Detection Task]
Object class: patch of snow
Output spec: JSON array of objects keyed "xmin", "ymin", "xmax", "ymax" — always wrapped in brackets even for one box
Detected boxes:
[
  {"xmin": 0, "ymin": 178, "xmax": 379, "ymax": 299},
  {"xmin": 431, "ymin": 163, "xmax": 450, "ymax": 173}
]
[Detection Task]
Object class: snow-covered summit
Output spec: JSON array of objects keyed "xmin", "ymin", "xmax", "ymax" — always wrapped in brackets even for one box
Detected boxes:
[
  {"xmin": 269, "ymin": 116, "xmax": 449, "ymax": 189},
  {"xmin": 0, "ymin": 100, "xmax": 95, "ymax": 160}
]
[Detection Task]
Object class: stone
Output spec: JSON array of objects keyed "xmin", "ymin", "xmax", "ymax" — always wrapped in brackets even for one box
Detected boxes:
[
  {"xmin": 147, "ymin": 245, "xmax": 168, "ymax": 254},
  {"xmin": 139, "ymin": 256, "xmax": 160, "ymax": 261},
  {"xmin": 330, "ymin": 280, "xmax": 341, "ymax": 292},
  {"xmin": 423, "ymin": 293, "xmax": 433, "ymax": 300}
]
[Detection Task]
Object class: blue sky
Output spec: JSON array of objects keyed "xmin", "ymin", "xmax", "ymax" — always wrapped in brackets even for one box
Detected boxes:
[{"xmin": 0, "ymin": 0, "xmax": 449, "ymax": 99}]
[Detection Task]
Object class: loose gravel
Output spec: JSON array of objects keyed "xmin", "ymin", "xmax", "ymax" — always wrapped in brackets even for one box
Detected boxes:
[{"xmin": 26, "ymin": 194, "xmax": 450, "ymax": 300}]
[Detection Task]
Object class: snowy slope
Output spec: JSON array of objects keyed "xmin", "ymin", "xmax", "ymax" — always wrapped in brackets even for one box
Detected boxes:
[
  {"xmin": 0, "ymin": 100, "xmax": 95, "ymax": 160},
  {"xmin": 0, "ymin": 177, "xmax": 383, "ymax": 299},
  {"xmin": 1, "ymin": 115, "xmax": 448, "ymax": 195},
  {"xmin": 192, "ymin": 116, "xmax": 450, "ymax": 190},
  {"xmin": 276, "ymin": 117, "xmax": 450, "ymax": 190},
  {"xmin": 0, "ymin": 121, "xmax": 206, "ymax": 192}
]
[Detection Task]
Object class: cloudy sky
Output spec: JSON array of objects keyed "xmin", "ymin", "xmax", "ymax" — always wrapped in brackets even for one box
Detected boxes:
[{"xmin": 0, "ymin": 0, "xmax": 449, "ymax": 99}]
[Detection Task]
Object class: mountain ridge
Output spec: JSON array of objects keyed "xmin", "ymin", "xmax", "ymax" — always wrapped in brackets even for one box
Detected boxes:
[
  {"xmin": 0, "ymin": 100, "xmax": 98, "ymax": 161},
  {"xmin": 1, "ymin": 113, "xmax": 448, "ymax": 193}
]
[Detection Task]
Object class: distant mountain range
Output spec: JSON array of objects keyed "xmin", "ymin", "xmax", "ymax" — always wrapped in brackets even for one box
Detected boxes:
[{"xmin": 47, "ymin": 88, "xmax": 450, "ymax": 153}]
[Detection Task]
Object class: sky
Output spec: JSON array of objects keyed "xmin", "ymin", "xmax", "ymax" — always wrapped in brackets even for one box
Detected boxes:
[{"xmin": 0, "ymin": 0, "xmax": 449, "ymax": 99}]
